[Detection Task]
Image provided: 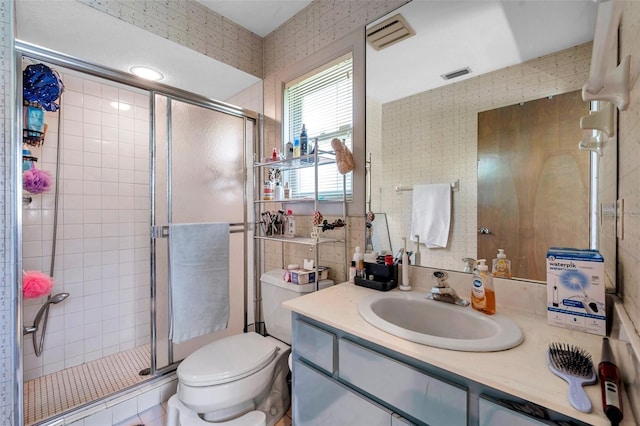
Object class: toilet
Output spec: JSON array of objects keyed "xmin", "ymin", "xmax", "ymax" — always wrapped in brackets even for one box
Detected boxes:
[{"xmin": 167, "ymin": 269, "xmax": 333, "ymax": 426}]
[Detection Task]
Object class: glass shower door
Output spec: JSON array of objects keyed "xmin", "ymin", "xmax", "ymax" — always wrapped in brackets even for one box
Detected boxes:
[{"xmin": 153, "ymin": 95, "xmax": 249, "ymax": 370}]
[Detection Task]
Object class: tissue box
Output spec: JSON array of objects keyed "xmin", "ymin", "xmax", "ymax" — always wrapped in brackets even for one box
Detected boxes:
[
  {"xmin": 290, "ymin": 267, "xmax": 328, "ymax": 284},
  {"xmin": 546, "ymin": 247, "xmax": 605, "ymax": 335}
]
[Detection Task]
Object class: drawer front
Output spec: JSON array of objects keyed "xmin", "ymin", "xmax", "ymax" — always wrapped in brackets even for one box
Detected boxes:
[
  {"xmin": 293, "ymin": 319, "xmax": 336, "ymax": 374},
  {"xmin": 479, "ymin": 397, "xmax": 549, "ymax": 426},
  {"xmin": 339, "ymin": 338, "xmax": 467, "ymax": 426},
  {"xmin": 294, "ymin": 359, "xmax": 392, "ymax": 426}
]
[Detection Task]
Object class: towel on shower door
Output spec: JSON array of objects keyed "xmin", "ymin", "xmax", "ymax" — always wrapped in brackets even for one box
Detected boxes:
[
  {"xmin": 410, "ymin": 183, "xmax": 451, "ymax": 249},
  {"xmin": 169, "ymin": 222, "xmax": 229, "ymax": 344}
]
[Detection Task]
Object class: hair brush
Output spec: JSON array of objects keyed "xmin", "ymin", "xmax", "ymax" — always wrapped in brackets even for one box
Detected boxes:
[{"xmin": 547, "ymin": 342, "xmax": 597, "ymax": 413}]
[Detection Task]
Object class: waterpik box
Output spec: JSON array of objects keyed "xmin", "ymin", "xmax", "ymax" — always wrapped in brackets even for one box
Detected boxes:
[{"xmin": 546, "ymin": 247, "xmax": 605, "ymax": 335}]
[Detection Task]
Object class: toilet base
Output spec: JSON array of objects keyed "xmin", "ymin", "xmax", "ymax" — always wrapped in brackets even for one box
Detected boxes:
[{"xmin": 167, "ymin": 395, "xmax": 266, "ymax": 426}]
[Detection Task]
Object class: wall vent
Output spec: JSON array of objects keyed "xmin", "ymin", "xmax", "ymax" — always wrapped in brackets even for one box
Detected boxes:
[
  {"xmin": 366, "ymin": 14, "xmax": 416, "ymax": 51},
  {"xmin": 441, "ymin": 67, "xmax": 472, "ymax": 80}
]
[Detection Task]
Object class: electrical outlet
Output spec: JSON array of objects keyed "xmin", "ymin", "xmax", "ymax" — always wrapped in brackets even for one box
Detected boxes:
[{"xmin": 616, "ymin": 199, "xmax": 624, "ymax": 240}]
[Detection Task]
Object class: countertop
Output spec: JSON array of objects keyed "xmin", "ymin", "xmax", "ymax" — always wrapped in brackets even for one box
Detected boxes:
[{"xmin": 283, "ymin": 282, "xmax": 635, "ymax": 426}]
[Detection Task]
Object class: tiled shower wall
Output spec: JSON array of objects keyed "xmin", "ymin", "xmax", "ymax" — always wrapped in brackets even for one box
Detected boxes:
[
  {"xmin": 21, "ymin": 68, "xmax": 150, "ymax": 381},
  {"xmin": 374, "ymin": 43, "xmax": 592, "ymax": 272},
  {"xmin": 1, "ymin": 1, "xmax": 16, "ymax": 422}
]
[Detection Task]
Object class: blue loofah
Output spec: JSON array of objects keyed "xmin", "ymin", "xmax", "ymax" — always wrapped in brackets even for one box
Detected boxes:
[{"xmin": 23, "ymin": 64, "xmax": 64, "ymax": 112}]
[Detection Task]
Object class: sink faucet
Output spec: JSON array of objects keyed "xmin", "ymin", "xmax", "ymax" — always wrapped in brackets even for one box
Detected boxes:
[{"xmin": 425, "ymin": 271, "xmax": 470, "ymax": 307}]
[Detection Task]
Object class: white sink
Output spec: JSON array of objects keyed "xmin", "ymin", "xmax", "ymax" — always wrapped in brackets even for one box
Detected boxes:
[{"xmin": 358, "ymin": 291, "xmax": 524, "ymax": 352}]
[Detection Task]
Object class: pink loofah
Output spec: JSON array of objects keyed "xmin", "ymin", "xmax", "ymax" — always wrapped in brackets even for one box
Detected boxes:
[
  {"xmin": 23, "ymin": 166, "xmax": 52, "ymax": 194},
  {"xmin": 23, "ymin": 271, "xmax": 53, "ymax": 299}
]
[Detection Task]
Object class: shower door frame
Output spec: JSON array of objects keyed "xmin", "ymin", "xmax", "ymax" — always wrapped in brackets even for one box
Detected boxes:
[{"xmin": 14, "ymin": 41, "xmax": 259, "ymax": 425}]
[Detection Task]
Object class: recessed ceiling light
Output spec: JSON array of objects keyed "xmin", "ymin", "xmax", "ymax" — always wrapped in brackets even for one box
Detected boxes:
[{"xmin": 130, "ymin": 66, "xmax": 164, "ymax": 81}]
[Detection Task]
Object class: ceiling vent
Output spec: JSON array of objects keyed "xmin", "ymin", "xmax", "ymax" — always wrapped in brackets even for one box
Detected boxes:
[
  {"xmin": 441, "ymin": 67, "xmax": 472, "ymax": 81},
  {"xmin": 366, "ymin": 14, "xmax": 416, "ymax": 51}
]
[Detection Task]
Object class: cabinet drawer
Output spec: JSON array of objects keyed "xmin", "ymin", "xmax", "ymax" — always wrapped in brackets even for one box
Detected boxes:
[
  {"xmin": 293, "ymin": 319, "xmax": 336, "ymax": 374},
  {"xmin": 479, "ymin": 397, "xmax": 549, "ymax": 426},
  {"xmin": 339, "ymin": 338, "xmax": 467, "ymax": 426},
  {"xmin": 294, "ymin": 359, "xmax": 392, "ymax": 426}
]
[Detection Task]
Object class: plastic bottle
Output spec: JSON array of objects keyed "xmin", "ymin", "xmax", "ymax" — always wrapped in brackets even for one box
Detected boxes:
[
  {"xmin": 271, "ymin": 147, "xmax": 278, "ymax": 161},
  {"xmin": 274, "ymin": 181, "xmax": 283, "ymax": 200},
  {"xmin": 285, "ymin": 141, "xmax": 293, "ymax": 160},
  {"xmin": 471, "ymin": 259, "xmax": 495, "ymax": 315},
  {"xmin": 293, "ymin": 138, "xmax": 301, "ymax": 158},
  {"xmin": 283, "ymin": 182, "xmax": 290, "ymax": 199},
  {"xmin": 286, "ymin": 209, "xmax": 296, "ymax": 237},
  {"xmin": 349, "ymin": 261, "xmax": 357, "ymax": 283},
  {"xmin": 492, "ymin": 249, "xmax": 512, "ymax": 278},
  {"xmin": 300, "ymin": 124, "xmax": 308, "ymax": 157},
  {"xmin": 353, "ymin": 247, "xmax": 364, "ymax": 278}
]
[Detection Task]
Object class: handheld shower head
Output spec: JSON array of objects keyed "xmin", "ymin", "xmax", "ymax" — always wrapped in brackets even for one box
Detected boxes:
[{"xmin": 49, "ymin": 292, "xmax": 69, "ymax": 304}]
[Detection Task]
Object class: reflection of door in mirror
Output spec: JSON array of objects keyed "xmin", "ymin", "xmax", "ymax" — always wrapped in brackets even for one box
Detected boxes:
[{"xmin": 477, "ymin": 91, "xmax": 590, "ymax": 281}]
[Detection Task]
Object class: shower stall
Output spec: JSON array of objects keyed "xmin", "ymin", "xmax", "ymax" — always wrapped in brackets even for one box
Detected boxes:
[{"xmin": 18, "ymin": 46, "xmax": 257, "ymax": 425}]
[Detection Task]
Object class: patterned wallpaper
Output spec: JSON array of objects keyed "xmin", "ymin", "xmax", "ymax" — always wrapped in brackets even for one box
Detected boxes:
[
  {"xmin": 79, "ymin": 0, "xmax": 263, "ymax": 78},
  {"xmin": 618, "ymin": 1, "xmax": 640, "ymax": 333}
]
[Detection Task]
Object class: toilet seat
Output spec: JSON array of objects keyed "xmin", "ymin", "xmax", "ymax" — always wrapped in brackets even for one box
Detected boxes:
[{"xmin": 178, "ymin": 333, "xmax": 278, "ymax": 387}]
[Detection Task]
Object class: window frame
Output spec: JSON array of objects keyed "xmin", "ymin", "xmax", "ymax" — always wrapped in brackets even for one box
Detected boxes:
[{"xmin": 273, "ymin": 29, "xmax": 365, "ymax": 217}]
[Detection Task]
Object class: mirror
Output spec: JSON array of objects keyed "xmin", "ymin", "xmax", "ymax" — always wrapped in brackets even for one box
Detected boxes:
[{"xmin": 366, "ymin": 0, "xmax": 616, "ymax": 287}]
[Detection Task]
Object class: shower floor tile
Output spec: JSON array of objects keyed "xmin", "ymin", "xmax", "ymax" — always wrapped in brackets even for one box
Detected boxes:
[{"xmin": 24, "ymin": 344, "xmax": 151, "ymax": 425}]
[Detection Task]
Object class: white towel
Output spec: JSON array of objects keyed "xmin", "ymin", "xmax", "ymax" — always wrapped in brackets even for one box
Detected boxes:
[
  {"xmin": 169, "ymin": 222, "xmax": 230, "ymax": 344},
  {"xmin": 410, "ymin": 183, "xmax": 451, "ymax": 249}
]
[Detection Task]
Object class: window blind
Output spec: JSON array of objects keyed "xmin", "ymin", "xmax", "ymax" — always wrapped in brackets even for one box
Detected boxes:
[{"xmin": 283, "ymin": 53, "xmax": 353, "ymax": 200}]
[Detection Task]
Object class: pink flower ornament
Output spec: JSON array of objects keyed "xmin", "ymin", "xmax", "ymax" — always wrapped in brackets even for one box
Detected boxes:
[{"xmin": 23, "ymin": 271, "xmax": 53, "ymax": 299}]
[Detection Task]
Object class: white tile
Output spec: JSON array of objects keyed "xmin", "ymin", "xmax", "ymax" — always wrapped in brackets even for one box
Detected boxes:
[
  {"xmin": 63, "ymin": 90, "xmax": 83, "ymax": 107},
  {"xmin": 84, "ymin": 79, "xmax": 102, "ymax": 96},
  {"xmin": 82, "ymin": 407, "xmax": 113, "ymax": 426},
  {"xmin": 102, "ymin": 83, "xmax": 119, "ymax": 101},
  {"xmin": 112, "ymin": 398, "xmax": 139, "ymax": 424},
  {"xmin": 84, "ymin": 108, "xmax": 102, "ymax": 125},
  {"xmin": 103, "ymin": 125, "xmax": 119, "ymax": 142},
  {"xmin": 137, "ymin": 387, "xmax": 161, "ymax": 412},
  {"xmin": 84, "ymin": 151, "xmax": 102, "ymax": 168},
  {"xmin": 102, "ymin": 111, "xmax": 119, "ymax": 128},
  {"xmin": 84, "ymin": 123, "xmax": 102, "ymax": 139},
  {"xmin": 84, "ymin": 94, "xmax": 102, "ymax": 111}
]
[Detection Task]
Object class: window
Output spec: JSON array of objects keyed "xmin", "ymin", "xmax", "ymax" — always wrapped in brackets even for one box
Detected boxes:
[{"xmin": 283, "ymin": 53, "xmax": 353, "ymax": 200}]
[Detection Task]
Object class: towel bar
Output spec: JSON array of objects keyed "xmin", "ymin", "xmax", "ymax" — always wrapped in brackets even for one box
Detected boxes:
[
  {"xmin": 152, "ymin": 223, "xmax": 246, "ymax": 238},
  {"xmin": 395, "ymin": 180, "xmax": 459, "ymax": 193}
]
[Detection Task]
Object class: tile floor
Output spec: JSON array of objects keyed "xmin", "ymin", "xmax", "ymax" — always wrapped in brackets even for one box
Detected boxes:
[{"xmin": 24, "ymin": 345, "xmax": 151, "ymax": 425}]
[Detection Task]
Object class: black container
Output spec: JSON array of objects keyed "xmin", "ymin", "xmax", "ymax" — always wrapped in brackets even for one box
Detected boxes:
[{"xmin": 354, "ymin": 262, "xmax": 398, "ymax": 291}]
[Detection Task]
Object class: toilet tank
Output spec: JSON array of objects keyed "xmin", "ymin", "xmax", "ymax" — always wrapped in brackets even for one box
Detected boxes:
[{"xmin": 260, "ymin": 269, "xmax": 333, "ymax": 344}]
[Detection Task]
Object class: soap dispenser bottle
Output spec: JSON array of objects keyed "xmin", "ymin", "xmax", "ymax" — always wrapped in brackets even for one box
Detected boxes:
[
  {"xmin": 492, "ymin": 249, "xmax": 512, "ymax": 278},
  {"xmin": 471, "ymin": 259, "xmax": 495, "ymax": 315}
]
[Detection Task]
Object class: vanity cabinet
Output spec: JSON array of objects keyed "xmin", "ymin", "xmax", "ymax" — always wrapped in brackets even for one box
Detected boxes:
[
  {"xmin": 291, "ymin": 313, "xmax": 590, "ymax": 426},
  {"xmin": 479, "ymin": 397, "xmax": 549, "ymax": 426},
  {"xmin": 294, "ymin": 359, "xmax": 393, "ymax": 425}
]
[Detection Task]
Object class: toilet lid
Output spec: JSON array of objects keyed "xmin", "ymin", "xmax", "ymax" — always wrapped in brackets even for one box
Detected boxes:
[{"xmin": 178, "ymin": 333, "xmax": 278, "ymax": 386}]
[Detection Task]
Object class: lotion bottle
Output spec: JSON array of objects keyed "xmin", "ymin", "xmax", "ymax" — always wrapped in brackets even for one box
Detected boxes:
[
  {"xmin": 471, "ymin": 259, "xmax": 495, "ymax": 315},
  {"xmin": 286, "ymin": 209, "xmax": 296, "ymax": 237},
  {"xmin": 492, "ymin": 248, "xmax": 512, "ymax": 278}
]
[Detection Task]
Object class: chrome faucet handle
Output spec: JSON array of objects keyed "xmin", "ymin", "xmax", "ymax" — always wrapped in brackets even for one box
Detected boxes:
[
  {"xmin": 426, "ymin": 271, "xmax": 470, "ymax": 307},
  {"xmin": 432, "ymin": 270, "xmax": 449, "ymax": 287}
]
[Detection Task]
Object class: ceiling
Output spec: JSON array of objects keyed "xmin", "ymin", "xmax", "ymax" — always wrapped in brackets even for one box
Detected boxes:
[
  {"xmin": 16, "ymin": 0, "xmax": 598, "ymax": 106},
  {"xmin": 194, "ymin": 0, "xmax": 312, "ymax": 37},
  {"xmin": 367, "ymin": 1, "xmax": 598, "ymax": 104}
]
